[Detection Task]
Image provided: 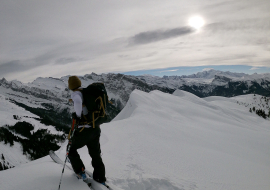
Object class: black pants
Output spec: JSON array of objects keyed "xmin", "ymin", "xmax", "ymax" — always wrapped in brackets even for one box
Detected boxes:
[{"xmin": 68, "ymin": 126, "xmax": 106, "ymax": 183}]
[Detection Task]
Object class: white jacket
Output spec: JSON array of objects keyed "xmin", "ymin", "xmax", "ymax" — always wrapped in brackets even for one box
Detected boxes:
[{"xmin": 70, "ymin": 88, "xmax": 90, "ymax": 128}]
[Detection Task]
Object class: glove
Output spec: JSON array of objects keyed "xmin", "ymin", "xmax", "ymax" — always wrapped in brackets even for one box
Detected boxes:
[{"xmin": 72, "ymin": 112, "xmax": 81, "ymax": 124}]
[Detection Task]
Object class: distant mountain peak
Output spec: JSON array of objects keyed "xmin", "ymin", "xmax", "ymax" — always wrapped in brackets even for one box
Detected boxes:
[{"xmin": 0, "ymin": 77, "xmax": 7, "ymax": 83}]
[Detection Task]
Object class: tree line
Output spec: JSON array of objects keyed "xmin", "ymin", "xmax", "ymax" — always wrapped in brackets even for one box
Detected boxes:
[{"xmin": 249, "ymin": 107, "xmax": 270, "ymax": 119}]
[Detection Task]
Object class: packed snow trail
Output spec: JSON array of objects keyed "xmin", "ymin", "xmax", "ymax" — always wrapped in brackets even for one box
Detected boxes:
[
  {"xmin": 0, "ymin": 155, "xmax": 92, "ymax": 190},
  {"xmin": 49, "ymin": 150, "xmax": 112, "ymax": 190},
  {"xmin": 1, "ymin": 90, "xmax": 270, "ymax": 190},
  {"xmin": 0, "ymin": 151, "xmax": 122, "ymax": 190}
]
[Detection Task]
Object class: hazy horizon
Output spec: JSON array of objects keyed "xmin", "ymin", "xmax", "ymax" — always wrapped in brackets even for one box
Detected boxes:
[{"xmin": 1, "ymin": 65, "xmax": 270, "ymax": 83}]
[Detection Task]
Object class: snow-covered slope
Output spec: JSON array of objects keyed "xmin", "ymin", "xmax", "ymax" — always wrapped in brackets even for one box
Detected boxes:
[
  {"xmin": 234, "ymin": 94, "xmax": 270, "ymax": 114},
  {"xmin": 205, "ymin": 94, "xmax": 270, "ymax": 119},
  {"xmin": 0, "ymin": 94, "xmax": 62, "ymax": 134},
  {"xmin": 0, "ymin": 94, "xmax": 36, "ymax": 127},
  {"xmin": 0, "ymin": 94, "xmax": 64, "ymax": 169},
  {"xmin": 1, "ymin": 90, "xmax": 269, "ymax": 190}
]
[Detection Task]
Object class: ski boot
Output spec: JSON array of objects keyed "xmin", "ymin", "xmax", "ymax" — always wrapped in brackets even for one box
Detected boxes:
[
  {"xmin": 101, "ymin": 182, "xmax": 110, "ymax": 188},
  {"xmin": 76, "ymin": 170, "xmax": 88, "ymax": 181}
]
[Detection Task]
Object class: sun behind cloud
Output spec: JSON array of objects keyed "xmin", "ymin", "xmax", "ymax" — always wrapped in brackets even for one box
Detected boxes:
[{"xmin": 188, "ymin": 16, "xmax": 205, "ymax": 29}]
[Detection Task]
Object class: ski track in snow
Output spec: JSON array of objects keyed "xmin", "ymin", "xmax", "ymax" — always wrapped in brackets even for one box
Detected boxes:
[{"xmin": 0, "ymin": 90, "xmax": 270, "ymax": 190}]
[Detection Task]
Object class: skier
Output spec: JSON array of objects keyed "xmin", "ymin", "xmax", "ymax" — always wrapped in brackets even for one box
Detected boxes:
[{"xmin": 67, "ymin": 76, "xmax": 106, "ymax": 185}]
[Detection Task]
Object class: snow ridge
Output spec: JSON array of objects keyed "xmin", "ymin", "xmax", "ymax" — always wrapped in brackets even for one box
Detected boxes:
[{"xmin": 0, "ymin": 90, "xmax": 270, "ymax": 190}]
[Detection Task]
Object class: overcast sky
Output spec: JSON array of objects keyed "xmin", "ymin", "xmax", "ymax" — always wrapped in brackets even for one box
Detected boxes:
[{"xmin": 0, "ymin": 0, "xmax": 269, "ymax": 82}]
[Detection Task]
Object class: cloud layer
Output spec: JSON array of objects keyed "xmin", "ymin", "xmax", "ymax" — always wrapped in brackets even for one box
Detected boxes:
[
  {"xmin": 129, "ymin": 27, "xmax": 195, "ymax": 45},
  {"xmin": 0, "ymin": 0, "xmax": 269, "ymax": 82}
]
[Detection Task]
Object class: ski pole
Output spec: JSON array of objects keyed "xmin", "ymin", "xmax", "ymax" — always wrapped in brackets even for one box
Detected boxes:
[{"xmin": 58, "ymin": 119, "xmax": 77, "ymax": 190}]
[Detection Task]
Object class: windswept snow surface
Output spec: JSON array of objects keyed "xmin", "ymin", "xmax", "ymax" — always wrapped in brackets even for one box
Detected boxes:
[
  {"xmin": 1, "ymin": 90, "xmax": 270, "ymax": 190},
  {"xmin": 103, "ymin": 90, "xmax": 270, "ymax": 190}
]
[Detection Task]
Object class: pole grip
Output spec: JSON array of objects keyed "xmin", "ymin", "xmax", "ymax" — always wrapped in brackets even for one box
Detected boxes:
[
  {"xmin": 71, "ymin": 119, "xmax": 76, "ymax": 131},
  {"xmin": 67, "ymin": 119, "xmax": 76, "ymax": 140}
]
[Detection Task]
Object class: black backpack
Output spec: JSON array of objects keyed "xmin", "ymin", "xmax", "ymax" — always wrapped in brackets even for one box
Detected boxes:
[{"xmin": 81, "ymin": 82, "xmax": 110, "ymax": 128}]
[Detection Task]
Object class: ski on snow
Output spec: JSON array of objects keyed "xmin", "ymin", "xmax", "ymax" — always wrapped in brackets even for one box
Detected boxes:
[{"xmin": 49, "ymin": 150, "xmax": 110, "ymax": 190}]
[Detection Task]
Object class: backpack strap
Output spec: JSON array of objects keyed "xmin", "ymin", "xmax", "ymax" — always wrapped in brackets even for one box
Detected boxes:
[
  {"xmin": 79, "ymin": 126, "xmax": 85, "ymax": 132},
  {"xmin": 92, "ymin": 112, "xmax": 95, "ymax": 128},
  {"xmin": 95, "ymin": 96, "xmax": 106, "ymax": 117},
  {"xmin": 84, "ymin": 96, "xmax": 106, "ymax": 129}
]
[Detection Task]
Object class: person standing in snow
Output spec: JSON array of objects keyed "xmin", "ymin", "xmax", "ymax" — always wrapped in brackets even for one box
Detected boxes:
[{"xmin": 67, "ymin": 76, "xmax": 106, "ymax": 184}]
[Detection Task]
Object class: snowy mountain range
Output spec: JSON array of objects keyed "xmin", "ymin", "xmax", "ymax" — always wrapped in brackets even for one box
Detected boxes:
[
  {"xmin": 0, "ymin": 89, "xmax": 269, "ymax": 190},
  {"xmin": 138, "ymin": 69, "xmax": 270, "ymax": 97},
  {"xmin": 0, "ymin": 69, "xmax": 270, "ymax": 189},
  {"xmin": 1, "ymin": 69, "xmax": 269, "ymax": 122},
  {"xmin": 175, "ymin": 69, "xmax": 249, "ymax": 79}
]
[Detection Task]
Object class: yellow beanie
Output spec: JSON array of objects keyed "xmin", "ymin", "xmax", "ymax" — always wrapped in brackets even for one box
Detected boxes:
[{"xmin": 68, "ymin": 76, "xmax": 81, "ymax": 90}]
